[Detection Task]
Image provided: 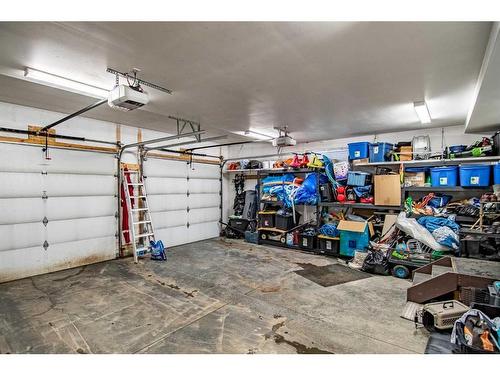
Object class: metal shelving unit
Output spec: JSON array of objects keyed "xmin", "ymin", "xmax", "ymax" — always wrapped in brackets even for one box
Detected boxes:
[
  {"xmin": 256, "ymin": 167, "xmax": 322, "ymax": 249},
  {"xmin": 318, "ymin": 202, "xmax": 402, "ymax": 211},
  {"xmin": 403, "ymin": 186, "xmax": 493, "ymax": 192}
]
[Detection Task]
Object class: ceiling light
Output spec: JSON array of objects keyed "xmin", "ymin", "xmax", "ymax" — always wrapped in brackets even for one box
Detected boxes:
[
  {"xmin": 24, "ymin": 67, "xmax": 109, "ymax": 99},
  {"xmin": 413, "ymin": 101, "xmax": 431, "ymax": 124},
  {"xmin": 233, "ymin": 128, "xmax": 275, "ymax": 141}
]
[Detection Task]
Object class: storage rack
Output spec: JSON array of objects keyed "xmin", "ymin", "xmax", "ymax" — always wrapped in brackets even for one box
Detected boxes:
[
  {"xmin": 256, "ymin": 168, "xmax": 322, "ymax": 249},
  {"xmin": 223, "ymin": 155, "xmax": 499, "ymax": 256}
]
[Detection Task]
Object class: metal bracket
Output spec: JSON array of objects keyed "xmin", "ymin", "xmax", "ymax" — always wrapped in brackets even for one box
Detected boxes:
[
  {"xmin": 43, "ymin": 241, "xmax": 49, "ymax": 251},
  {"xmin": 42, "ymin": 217, "xmax": 48, "ymax": 227},
  {"xmin": 187, "ymin": 206, "xmax": 190, "ymax": 212},
  {"xmin": 186, "ymin": 222, "xmax": 190, "ymax": 228},
  {"xmin": 41, "ymin": 191, "xmax": 48, "ymax": 200},
  {"xmin": 169, "ymin": 116, "xmax": 202, "ymax": 142},
  {"xmin": 41, "ymin": 171, "xmax": 48, "ymax": 176}
]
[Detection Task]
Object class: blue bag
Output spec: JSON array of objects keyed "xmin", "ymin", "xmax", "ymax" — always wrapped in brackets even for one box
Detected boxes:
[{"xmin": 150, "ymin": 240, "xmax": 167, "ymax": 261}]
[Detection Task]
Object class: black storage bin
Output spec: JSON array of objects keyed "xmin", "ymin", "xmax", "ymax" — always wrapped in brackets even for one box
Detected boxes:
[
  {"xmin": 460, "ymin": 238, "xmax": 481, "ymax": 258},
  {"xmin": 470, "ymin": 303, "xmax": 500, "ymax": 319},
  {"xmin": 228, "ymin": 218, "xmax": 249, "ymax": 232},
  {"xmin": 319, "ymin": 183, "xmax": 333, "ymax": 202},
  {"xmin": 275, "ymin": 211, "xmax": 301, "ymax": 231},
  {"xmin": 299, "ymin": 233, "xmax": 317, "ymax": 251},
  {"xmin": 317, "ymin": 235, "xmax": 339, "ymax": 255},
  {"xmin": 258, "ymin": 211, "xmax": 276, "ymax": 228},
  {"xmin": 493, "ymin": 131, "xmax": 500, "ymax": 156}
]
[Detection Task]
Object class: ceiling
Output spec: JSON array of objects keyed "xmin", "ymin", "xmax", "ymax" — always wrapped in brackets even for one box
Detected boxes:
[
  {"xmin": 466, "ymin": 23, "xmax": 500, "ymax": 133},
  {"xmin": 0, "ymin": 22, "xmax": 496, "ymax": 142}
]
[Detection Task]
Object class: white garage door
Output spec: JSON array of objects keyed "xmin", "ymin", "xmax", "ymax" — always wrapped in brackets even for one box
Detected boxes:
[
  {"xmin": 0, "ymin": 143, "xmax": 117, "ymax": 283},
  {"xmin": 144, "ymin": 157, "xmax": 221, "ymax": 248}
]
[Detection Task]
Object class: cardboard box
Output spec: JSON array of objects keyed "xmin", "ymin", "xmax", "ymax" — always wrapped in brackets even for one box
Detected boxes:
[
  {"xmin": 399, "ymin": 146, "xmax": 413, "ymax": 161},
  {"xmin": 404, "ymin": 171, "xmax": 425, "ymax": 187},
  {"xmin": 352, "ymin": 158, "xmax": 370, "ymax": 166},
  {"xmin": 374, "ymin": 174, "xmax": 401, "ymax": 206}
]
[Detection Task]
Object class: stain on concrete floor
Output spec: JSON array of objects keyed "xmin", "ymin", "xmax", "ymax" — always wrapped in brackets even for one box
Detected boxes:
[{"xmin": 0, "ymin": 238, "xmax": 432, "ymax": 354}]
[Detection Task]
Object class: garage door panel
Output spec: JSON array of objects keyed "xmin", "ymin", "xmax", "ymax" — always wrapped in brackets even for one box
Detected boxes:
[
  {"xmin": 144, "ymin": 159, "xmax": 187, "ymax": 178},
  {"xmin": 0, "ymin": 197, "xmax": 44, "ymax": 224},
  {"xmin": 47, "ymin": 237, "xmax": 116, "ymax": 270},
  {"xmin": 189, "ymin": 208, "xmax": 220, "ymax": 224},
  {"xmin": 0, "ymin": 246, "xmax": 46, "ymax": 283},
  {"xmin": 151, "ymin": 210, "xmax": 187, "ymax": 229},
  {"xmin": 156, "ymin": 226, "xmax": 189, "ymax": 248},
  {"xmin": 188, "ymin": 179, "xmax": 219, "ymax": 194},
  {"xmin": 188, "ymin": 193, "xmax": 219, "ymax": 209},
  {"xmin": 0, "ymin": 143, "xmax": 115, "ymax": 174},
  {"xmin": 46, "ymin": 196, "xmax": 115, "ymax": 221},
  {"xmin": 147, "ymin": 177, "xmax": 187, "ymax": 194},
  {"xmin": 0, "ymin": 172, "xmax": 42, "ymax": 197},
  {"xmin": 45, "ymin": 174, "xmax": 115, "ymax": 196},
  {"xmin": 187, "ymin": 222, "xmax": 220, "ymax": 243},
  {"xmin": 0, "ymin": 222, "xmax": 44, "ymax": 252},
  {"xmin": 148, "ymin": 194, "xmax": 187, "ymax": 212},
  {"xmin": 188, "ymin": 163, "xmax": 220, "ymax": 179},
  {"xmin": 46, "ymin": 149, "xmax": 116, "ymax": 174},
  {"xmin": 47, "ymin": 216, "xmax": 116, "ymax": 245}
]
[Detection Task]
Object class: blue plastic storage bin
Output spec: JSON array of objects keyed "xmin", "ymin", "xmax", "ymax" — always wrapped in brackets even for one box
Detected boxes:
[
  {"xmin": 347, "ymin": 171, "xmax": 372, "ymax": 186},
  {"xmin": 459, "ymin": 165, "xmax": 491, "ymax": 187},
  {"xmin": 494, "ymin": 163, "xmax": 500, "ymax": 185},
  {"xmin": 348, "ymin": 142, "xmax": 369, "ymax": 160},
  {"xmin": 369, "ymin": 142, "xmax": 393, "ymax": 162},
  {"xmin": 430, "ymin": 166, "xmax": 458, "ymax": 187}
]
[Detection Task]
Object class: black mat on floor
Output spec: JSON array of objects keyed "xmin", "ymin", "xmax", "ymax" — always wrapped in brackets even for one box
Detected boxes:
[
  {"xmin": 294, "ymin": 263, "xmax": 371, "ymax": 287},
  {"xmin": 425, "ymin": 331, "xmax": 455, "ymax": 354}
]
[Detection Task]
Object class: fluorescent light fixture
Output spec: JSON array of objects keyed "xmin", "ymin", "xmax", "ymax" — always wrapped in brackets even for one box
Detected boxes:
[
  {"xmin": 413, "ymin": 101, "xmax": 431, "ymax": 124},
  {"xmin": 24, "ymin": 67, "xmax": 109, "ymax": 99},
  {"xmin": 233, "ymin": 128, "xmax": 275, "ymax": 141}
]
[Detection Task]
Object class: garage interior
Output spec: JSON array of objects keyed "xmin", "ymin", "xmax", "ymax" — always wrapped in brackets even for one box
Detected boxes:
[{"xmin": 0, "ymin": 21, "xmax": 499, "ymax": 355}]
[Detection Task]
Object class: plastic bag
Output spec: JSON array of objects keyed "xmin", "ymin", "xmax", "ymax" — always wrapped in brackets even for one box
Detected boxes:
[
  {"xmin": 451, "ymin": 309, "xmax": 500, "ymax": 353},
  {"xmin": 150, "ymin": 240, "xmax": 167, "ymax": 261},
  {"xmin": 417, "ymin": 216, "xmax": 460, "ymax": 249},
  {"xmin": 294, "ymin": 173, "xmax": 328, "ymax": 205},
  {"xmin": 261, "ymin": 173, "xmax": 295, "ymax": 193},
  {"xmin": 361, "ymin": 249, "xmax": 390, "ymax": 275},
  {"xmin": 428, "ymin": 194, "xmax": 452, "ymax": 208},
  {"xmin": 395, "ymin": 212, "xmax": 448, "ymax": 251},
  {"xmin": 318, "ymin": 223, "xmax": 339, "ymax": 237},
  {"xmin": 433, "ymin": 226, "xmax": 460, "ymax": 250}
]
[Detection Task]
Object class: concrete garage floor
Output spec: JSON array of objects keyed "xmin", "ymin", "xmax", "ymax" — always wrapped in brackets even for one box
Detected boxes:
[{"xmin": 0, "ymin": 238, "xmax": 432, "ymax": 354}]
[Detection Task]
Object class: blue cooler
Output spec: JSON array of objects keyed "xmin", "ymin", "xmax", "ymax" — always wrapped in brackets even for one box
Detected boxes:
[
  {"xmin": 348, "ymin": 142, "xmax": 370, "ymax": 160},
  {"xmin": 369, "ymin": 142, "xmax": 393, "ymax": 162},
  {"xmin": 459, "ymin": 165, "xmax": 491, "ymax": 187},
  {"xmin": 494, "ymin": 163, "xmax": 500, "ymax": 185},
  {"xmin": 430, "ymin": 166, "xmax": 458, "ymax": 187}
]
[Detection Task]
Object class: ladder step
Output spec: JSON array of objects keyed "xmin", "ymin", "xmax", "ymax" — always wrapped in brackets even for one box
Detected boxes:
[
  {"xmin": 132, "ymin": 195, "xmax": 147, "ymax": 198},
  {"xmin": 131, "ymin": 208, "xmax": 149, "ymax": 212},
  {"xmin": 133, "ymin": 220, "xmax": 152, "ymax": 225},
  {"xmin": 136, "ymin": 232, "xmax": 154, "ymax": 238},
  {"xmin": 128, "ymin": 183, "xmax": 144, "ymax": 186},
  {"xmin": 124, "ymin": 170, "xmax": 139, "ymax": 173}
]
